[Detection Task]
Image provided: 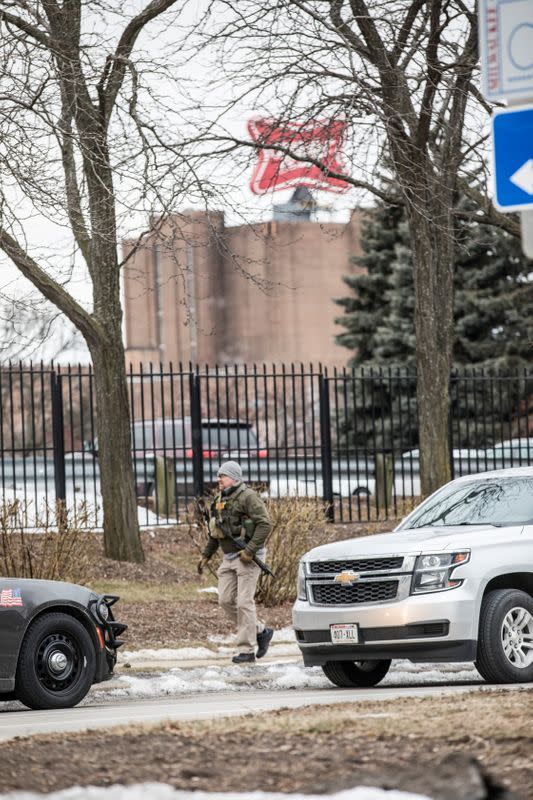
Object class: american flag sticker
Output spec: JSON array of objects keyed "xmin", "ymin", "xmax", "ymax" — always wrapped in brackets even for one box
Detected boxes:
[{"xmin": 0, "ymin": 588, "xmax": 24, "ymax": 608}]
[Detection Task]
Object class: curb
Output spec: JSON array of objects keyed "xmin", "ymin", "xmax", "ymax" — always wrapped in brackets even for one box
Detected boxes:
[{"xmin": 116, "ymin": 652, "xmax": 302, "ymax": 672}]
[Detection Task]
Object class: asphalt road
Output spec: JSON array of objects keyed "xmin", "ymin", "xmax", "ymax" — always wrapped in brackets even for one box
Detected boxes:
[{"xmin": 0, "ymin": 682, "xmax": 514, "ymax": 742}]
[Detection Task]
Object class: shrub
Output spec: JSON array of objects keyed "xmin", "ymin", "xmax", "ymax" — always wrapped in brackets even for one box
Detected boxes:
[
  {"xmin": 256, "ymin": 496, "xmax": 329, "ymax": 606},
  {"xmin": 0, "ymin": 500, "xmax": 90, "ymax": 582}
]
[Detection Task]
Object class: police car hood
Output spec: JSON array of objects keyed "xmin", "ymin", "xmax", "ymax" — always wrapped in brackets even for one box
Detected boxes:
[{"xmin": 0, "ymin": 577, "xmax": 96, "ymax": 604}]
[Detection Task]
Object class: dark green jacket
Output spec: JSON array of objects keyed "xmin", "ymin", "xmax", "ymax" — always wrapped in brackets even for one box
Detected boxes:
[{"xmin": 203, "ymin": 482, "xmax": 272, "ymax": 559}]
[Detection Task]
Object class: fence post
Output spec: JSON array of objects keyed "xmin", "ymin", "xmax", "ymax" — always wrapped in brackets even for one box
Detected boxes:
[
  {"xmin": 189, "ymin": 372, "xmax": 204, "ymax": 496},
  {"xmin": 448, "ymin": 376, "xmax": 455, "ymax": 480},
  {"xmin": 319, "ymin": 375, "xmax": 334, "ymax": 521},
  {"xmin": 155, "ymin": 456, "xmax": 176, "ymax": 516},
  {"xmin": 51, "ymin": 372, "xmax": 66, "ymax": 504},
  {"xmin": 375, "ymin": 452, "xmax": 394, "ymax": 513}
]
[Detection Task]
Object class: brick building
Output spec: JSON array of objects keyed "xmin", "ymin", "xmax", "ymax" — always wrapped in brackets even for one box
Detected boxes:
[{"xmin": 123, "ymin": 204, "xmax": 364, "ymax": 367}]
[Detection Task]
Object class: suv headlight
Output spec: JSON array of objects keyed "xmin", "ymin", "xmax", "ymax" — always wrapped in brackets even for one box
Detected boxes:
[
  {"xmin": 411, "ymin": 551, "xmax": 470, "ymax": 594},
  {"xmin": 297, "ymin": 561, "xmax": 308, "ymax": 601}
]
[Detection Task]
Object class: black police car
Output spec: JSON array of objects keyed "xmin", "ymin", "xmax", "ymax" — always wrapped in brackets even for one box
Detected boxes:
[{"xmin": 0, "ymin": 578, "xmax": 126, "ymax": 710}]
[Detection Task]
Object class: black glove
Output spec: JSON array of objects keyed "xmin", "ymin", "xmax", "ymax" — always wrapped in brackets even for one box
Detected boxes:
[{"xmin": 197, "ymin": 557, "xmax": 209, "ymax": 575}]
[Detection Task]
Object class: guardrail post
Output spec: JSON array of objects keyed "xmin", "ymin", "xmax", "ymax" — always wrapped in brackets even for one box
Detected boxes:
[
  {"xmin": 51, "ymin": 372, "xmax": 66, "ymax": 504},
  {"xmin": 319, "ymin": 375, "xmax": 334, "ymax": 521},
  {"xmin": 189, "ymin": 372, "xmax": 204, "ymax": 496}
]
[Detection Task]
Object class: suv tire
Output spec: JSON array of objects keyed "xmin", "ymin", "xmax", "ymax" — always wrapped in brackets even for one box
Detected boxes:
[
  {"xmin": 16, "ymin": 612, "xmax": 95, "ymax": 710},
  {"xmin": 322, "ymin": 659, "xmax": 391, "ymax": 688},
  {"xmin": 475, "ymin": 589, "xmax": 533, "ymax": 684}
]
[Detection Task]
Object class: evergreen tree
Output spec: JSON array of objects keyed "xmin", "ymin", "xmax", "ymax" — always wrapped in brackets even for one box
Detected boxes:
[
  {"xmin": 335, "ymin": 202, "xmax": 533, "ymax": 452},
  {"xmin": 335, "ymin": 204, "xmax": 405, "ymax": 366},
  {"xmin": 373, "ymin": 220, "xmax": 416, "ymax": 367},
  {"xmin": 454, "ymin": 215, "xmax": 533, "ymax": 368},
  {"xmin": 337, "ymin": 202, "xmax": 533, "ymax": 369}
]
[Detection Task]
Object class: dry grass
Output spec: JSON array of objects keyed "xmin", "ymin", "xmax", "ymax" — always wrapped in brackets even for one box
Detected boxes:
[
  {"xmin": 87, "ymin": 579, "xmax": 208, "ymax": 604},
  {"xmin": 152, "ymin": 686, "xmax": 533, "ymax": 741},
  {"xmin": 256, "ymin": 496, "xmax": 331, "ymax": 606},
  {"xmin": 0, "ymin": 500, "xmax": 90, "ymax": 582}
]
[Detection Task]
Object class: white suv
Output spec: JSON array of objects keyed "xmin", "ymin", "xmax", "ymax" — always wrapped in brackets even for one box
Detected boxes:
[{"xmin": 293, "ymin": 468, "xmax": 533, "ymax": 687}]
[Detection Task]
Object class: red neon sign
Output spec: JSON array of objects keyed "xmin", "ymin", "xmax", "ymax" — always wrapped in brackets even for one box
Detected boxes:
[{"xmin": 248, "ymin": 118, "xmax": 350, "ymax": 195}]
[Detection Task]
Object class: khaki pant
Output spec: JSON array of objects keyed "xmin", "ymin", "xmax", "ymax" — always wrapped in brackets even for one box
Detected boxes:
[{"xmin": 218, "ymin": 557, "xmax": 265, "ymax": 653}]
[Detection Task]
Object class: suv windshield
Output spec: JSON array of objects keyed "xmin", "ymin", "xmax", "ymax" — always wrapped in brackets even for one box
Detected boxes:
[{"xmin": 399, "ymin": 477, "xmax": 533, "ymax": 529}]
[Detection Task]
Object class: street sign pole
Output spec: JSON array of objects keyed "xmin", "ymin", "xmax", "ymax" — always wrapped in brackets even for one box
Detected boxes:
[
  {"xmin": 513, "ymin": 98, "xmax": 533, "ymax": 259},
  {"xmin": 509, "ymin": 95, "xmax": 533, "ymax": 259},
  {"xmin": 521, "ymin": 207, "xmax": 533, "ymax": 259}
]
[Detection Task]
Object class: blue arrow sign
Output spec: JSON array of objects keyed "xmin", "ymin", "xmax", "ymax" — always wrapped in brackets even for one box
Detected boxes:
[{"xmin": 492, "ymin": 104, "xmax": 533, "ymax": 212}]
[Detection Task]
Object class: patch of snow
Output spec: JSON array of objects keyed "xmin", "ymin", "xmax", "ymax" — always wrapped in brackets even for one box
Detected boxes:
[
  {"xmin": 108, "ymin": 662, "xmax": 327, "ymax": 699},
  {"xmin": 106, "ymin": 658, "xmax": 482, "ymax": 702},
  {"xmin": 261, "ymin": 663, "xmax": 330, "ymax": 691},
  {"xmin": 198, "ymin": 587, "xmax": 219, "ymax": 594},
  {"xmin": 271, "ymin": 626, "xmax": 296, "ymax": 643},
  {"xmin": 0, "ymin": 488, "xmax": 178, "ymax": 529},
  {"xmin": 382, "ymin": 661, "xmax": 480, "ymax": 687},
  {"xmin": 263, "ymin": 644, "xmax": 300, "ymax": 657},
  {"xmin": 208, "ymin": 633, "xmax": 234, "ymax": 644},
  {"xmin": 0, "ymin": 783, "xmax": 433, "ymax": 800}
]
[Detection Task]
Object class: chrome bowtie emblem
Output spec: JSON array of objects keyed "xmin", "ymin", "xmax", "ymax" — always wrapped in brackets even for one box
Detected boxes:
[{"xmin": 334, "ymin": 570, "xmax": 360, "ymax": 585}]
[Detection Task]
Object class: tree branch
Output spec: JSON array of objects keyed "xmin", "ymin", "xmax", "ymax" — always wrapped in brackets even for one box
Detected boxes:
[
  {"xmin": 390, "ymin": 0, "xmax": 426, "ymax": 64},
  {"xmin": 100, "ymin": 0, "xmax": 180, "ymax": 125},
  {"xmin": 0, "ymin": 7, "xmax": 50, "ymax": 46},
  {"xmin": 416, "ymin": 0, "xmax": 443, "ymax": 149},
  {"xmin": 57, "ymin": 104, "xmax": 93, "ymax": 269},
  {"xmin": 0, "ymin": 227, "xmax": 101, "ymax": 344},
  {"xmin": 455, "ymin": 177, "xmax": 521, "ymax": 238},
  {"xmin": 200, "ymin": 132, "xmax": 400, "ymax": 204}
]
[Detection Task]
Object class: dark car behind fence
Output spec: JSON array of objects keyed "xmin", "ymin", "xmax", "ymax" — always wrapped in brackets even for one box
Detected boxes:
[{"xmin": 1, "ymin": 363, "xmax": 533, "ymax": 527}]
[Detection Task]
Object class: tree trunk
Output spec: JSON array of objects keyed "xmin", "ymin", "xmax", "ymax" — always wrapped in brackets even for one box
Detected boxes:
[
  {"xmin": 90, "ymin": 337, "xmax": 144, "ymax": 563},
  {"xmin": 408, "ymin": 202, "xmax": 455, "ymax": 497}
]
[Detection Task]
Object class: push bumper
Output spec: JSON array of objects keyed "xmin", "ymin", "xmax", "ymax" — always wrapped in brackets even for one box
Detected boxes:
[{"xmin": 90, "ymin": 596, "xmax": 127, "ymax": 683}]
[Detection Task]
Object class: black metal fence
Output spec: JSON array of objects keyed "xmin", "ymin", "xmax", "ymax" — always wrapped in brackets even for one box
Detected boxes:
[{"xmin": 1, "ymin": 363, "xmax": 532, "ymax": 527}]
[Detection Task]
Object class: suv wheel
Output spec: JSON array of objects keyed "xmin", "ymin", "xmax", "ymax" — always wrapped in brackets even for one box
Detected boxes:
[
  {"xmin": 475, "ymin": 589, "xmax": 533, "ymax": 684},
  {"xmin": 16, "ymin": 613, "xmax": 96, "ymax": 710},
  {"xmin": 322, "ymin": 659, "xmax": 391, "ymax": 688}
]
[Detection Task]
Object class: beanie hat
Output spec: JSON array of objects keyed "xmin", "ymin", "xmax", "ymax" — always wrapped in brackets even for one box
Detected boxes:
[{"xmin": 217, "ymin": 460, "xmax": 242, "ymax": 482}]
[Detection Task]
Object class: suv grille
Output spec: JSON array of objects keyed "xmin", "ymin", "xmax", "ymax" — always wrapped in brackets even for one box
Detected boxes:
[
  {"xmin": 309, "ymin": 557, "xmax": 403, "ymax": 574},
  {"xmin": 311, "ymin": 580, "xmax": 398, "ymax": 605}
]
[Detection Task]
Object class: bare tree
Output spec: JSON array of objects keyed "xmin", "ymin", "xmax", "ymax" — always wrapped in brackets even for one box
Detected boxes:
[
  {"xmin": 0, "ymin": 0, "xmax": 210, "ymax": 561},
  {"xmin": 193, "ymin": 0, "xmax": 520, "ymax": 495}
]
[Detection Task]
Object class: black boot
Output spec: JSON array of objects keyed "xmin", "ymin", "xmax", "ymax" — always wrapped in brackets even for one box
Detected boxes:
[
  {"xmin": 232, "ymin": 652, "xmax": 256, "ymax": 664},
  {"xmin": 256, "ymin": 627, "xmax": 274, "ymax": 659}
]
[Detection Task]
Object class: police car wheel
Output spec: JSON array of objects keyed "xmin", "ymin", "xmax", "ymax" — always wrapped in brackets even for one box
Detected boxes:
[
  {"xmin": 322, "ymin": 659, "xmax": 391, "ymax": 688},
  {"xmin": 16, "ymin": 612, "xmax": 95, "ymax": 710}
]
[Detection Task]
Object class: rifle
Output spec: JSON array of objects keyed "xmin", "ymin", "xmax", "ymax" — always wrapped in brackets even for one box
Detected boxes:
[
  {"xmin": 227, "ymin": 535, "xmax": 275, "ymax": 578},
  {"xmin": 194, "ymin": 496, "xmax": 275, "ymax": 578}
]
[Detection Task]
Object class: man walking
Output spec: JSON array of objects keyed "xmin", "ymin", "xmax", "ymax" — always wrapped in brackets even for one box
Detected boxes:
[{"xmin": 197, "ymin": 460, "xmax": 274, "ymax": 664}]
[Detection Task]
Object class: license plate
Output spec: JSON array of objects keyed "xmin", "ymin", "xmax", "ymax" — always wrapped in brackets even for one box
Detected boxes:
[{"xmin": 330, "ymin": 623, "xmax": 359, "ymax": 643}]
